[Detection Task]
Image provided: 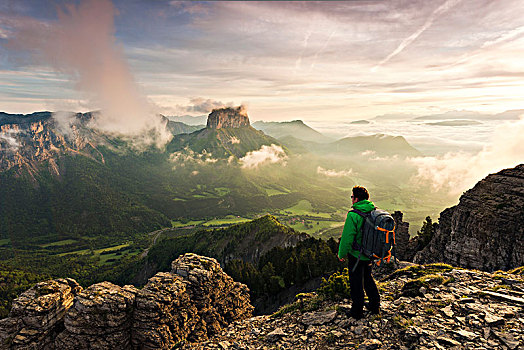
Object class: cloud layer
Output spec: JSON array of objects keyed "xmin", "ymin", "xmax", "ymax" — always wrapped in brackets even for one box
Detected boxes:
[
  {"xmin": 408, "ymin": 117, "xmax": 524, "ymax": 194},
  {"xmin": 240, "ymin": 144, "xmax": 287, "ymax": 169}
]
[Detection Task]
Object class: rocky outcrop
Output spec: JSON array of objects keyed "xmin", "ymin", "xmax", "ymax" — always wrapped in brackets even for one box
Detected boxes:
[
  {"xmin": 0, "ymin": 254, "xmax": 253, "ymax": 349},
  {"xmin": 171, "ymin": 254, "xmax": 253, "ymax": 336},
  {"xmin": 391, "ymin": 211, "xmax": 412, "ymax": 261},
  {"xmin": 414, "ymin": 164, "xmax": 524, "ymax": 271},
  {"xmin": 206, "ymin": 107, "xmax": 250, "ymax": 129},
  {"xmin": 0, "ymin": 278, "xmax": 81, "ymax": 349},
  {"xmin": 181, "ymin": 264, "xmax": 524, "ymax": 350},
  {"xmin": 55, "ymin": 282, "xmax": 137, "ymax": 349}
]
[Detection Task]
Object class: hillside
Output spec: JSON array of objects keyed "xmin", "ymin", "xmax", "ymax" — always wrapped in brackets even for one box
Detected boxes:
[
  {"xmin": 145, "ymin": 215, "xmax": 308, "ymax": 275},
  {"xmin": 166, "ymin": 120, "xmax": 204, "ymax": 135},
  {"xmin": 167, "ymin": 126, "xmax": 282, "ymax": 159},
  {"xmin": 252, "ymin": 120, "xmax": 332, "ymax": 143}
]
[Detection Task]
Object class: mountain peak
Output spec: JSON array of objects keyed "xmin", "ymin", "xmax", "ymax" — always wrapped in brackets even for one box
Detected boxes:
[{"xmin": 206, "ymin": 106, "xmax": 250, "ymax": 129}]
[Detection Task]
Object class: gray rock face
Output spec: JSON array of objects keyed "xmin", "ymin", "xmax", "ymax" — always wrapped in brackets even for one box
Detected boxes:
[
  {"xmin": 206, "ymin": 107, "xmax": 250, "ymax": 129},
  {"xmin": 414, "ymin": 164, "xmax": 524, "ymax": 271},
  {"xmin": 0, "ymin": 254, "xmax": 253, "ymax": 350}
]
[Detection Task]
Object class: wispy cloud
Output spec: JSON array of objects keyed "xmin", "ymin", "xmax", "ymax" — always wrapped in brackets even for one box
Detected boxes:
[
  {"xmin": 373, "ymin": 0, "xmax": 463, "ymax": 71},
  {"xmin": 1, "ymin": 0, "xmax": 524, "ymax": 121}
]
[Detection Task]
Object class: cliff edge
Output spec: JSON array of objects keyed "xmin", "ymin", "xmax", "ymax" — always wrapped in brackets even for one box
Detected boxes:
[{"xmin": 414, "ymin": 164, "xmax": 524, "ymax": 271}]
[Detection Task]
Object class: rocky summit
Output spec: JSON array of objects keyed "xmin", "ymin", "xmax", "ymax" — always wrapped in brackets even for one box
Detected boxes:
[
  {"xmin": 0, "ymin": 254, "xmax": 253, "ymax": 349},
  {"xmin": 414, "ymin": 164, "xmax": 524, "ymax": 271},
  {"xmin": 206, "ymin": 106, "xmax": 251, "ymax": 129},
  {"xmin": 181, "ymin": 262, "xmax": 524, "ymax": 350}
]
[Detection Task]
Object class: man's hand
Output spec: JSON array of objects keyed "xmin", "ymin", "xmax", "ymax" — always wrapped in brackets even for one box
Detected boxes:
[{"xmin": 339, "ymin": 257, "xmax": 345, "ymax": 262}]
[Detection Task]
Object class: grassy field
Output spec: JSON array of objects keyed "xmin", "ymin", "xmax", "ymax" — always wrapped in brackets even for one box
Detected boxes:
[
  {"xmin": 285, "ymin": 219, "xmax": 344, "ymax": 236},
  {"xmin": 202, "ymin": 215, "xmax": 252, "ymax": 226},
  {"xmin": 40, "ymin": 239, "xmax": 78, "ymax": 248},
  {"xmin": 0, "ymin": 239, "xmax": 10, "ymax": 246},
  {"xmin": 265, "ymin": 188, "xmax": 288, "ymax": 196},
  {"xmin": 171, "ymin": 220, "xmax": 205, "ymax": 228},
  {"xmin": 214, "ymin": 187, "xmax": 230, "ymax": 196},
  {"xmin": 279, "ymin": 200, "xmax": 333, "ymax": 218},
  {"xmin": 98, "ymin": 248, "xmax": 140, "ymax": 265},
  {"xmin": 58, "ymin": 243, "xmax": 131, "ymax": 257}
]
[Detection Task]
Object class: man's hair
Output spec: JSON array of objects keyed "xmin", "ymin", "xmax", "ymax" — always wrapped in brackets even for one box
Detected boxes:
[{"xmin": 352, "ymin": 186, "xmax": 369, "ymax": 201}]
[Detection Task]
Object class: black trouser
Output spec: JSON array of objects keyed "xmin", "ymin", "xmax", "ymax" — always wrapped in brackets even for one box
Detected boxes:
[{"xmin": 347, "ymin": 255, "xmax": 380, "ymax": 317}]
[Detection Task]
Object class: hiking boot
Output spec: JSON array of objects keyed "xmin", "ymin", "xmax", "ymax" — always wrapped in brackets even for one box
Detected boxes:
[
  {"xmin": 349, "ymin": 310, "xmax": 363, "ymax": 320},
  {"xmin": 364, "ymin": 302, "xmax": 380, "ymax": 315}
]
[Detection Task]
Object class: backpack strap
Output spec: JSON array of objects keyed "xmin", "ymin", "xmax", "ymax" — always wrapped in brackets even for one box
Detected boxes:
[
  {"xmin": 349, "ymin": 208, "xmax": 372, "ymax": 273},
  {"xmin": 350, "ymin": 208, "xmax": 368, "ymax": 217}
]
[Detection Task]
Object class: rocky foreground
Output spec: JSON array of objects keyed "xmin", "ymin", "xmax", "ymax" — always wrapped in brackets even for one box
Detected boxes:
[
  {"xmin": 1, "ymin": 254, "xmax": 523, "ymax": 350},
  {"xmin": 0, "ymin": 254, "xmax": 252, "ymax": 349},
  {"xmin": 182, "ymin": 263, "xmax": 524, "ymax": 350}
]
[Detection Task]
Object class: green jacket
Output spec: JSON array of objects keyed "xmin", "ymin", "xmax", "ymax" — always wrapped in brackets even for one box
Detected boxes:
[{"xmin": 338, "ymin": 199, "xmax": 375, "ymax": 260}]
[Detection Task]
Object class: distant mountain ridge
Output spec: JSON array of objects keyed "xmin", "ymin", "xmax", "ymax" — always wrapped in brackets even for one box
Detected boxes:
[
  {"xmin": 165, "ymin": 120, "xmax": 204, "ymax": 135},
  {"xmin": 166, "ymin": 114, "xmax": 208, "ymax": 125},
  {"xmin": 252, "ymin": 120, "xmax": 332, "ymax": 143},
  {"xmin": 279, "ymin": 133, "xmax": 421, "ymax": 157}
]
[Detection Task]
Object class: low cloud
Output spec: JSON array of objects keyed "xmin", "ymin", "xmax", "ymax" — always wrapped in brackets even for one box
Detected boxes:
[
  {"xmin": 169, "ymin": 146, "xmax": 218, "ymax": 169},
  {"xmin": 0, "ymin": 129, "xmax": 21, "ymax": 151},
  {"xmin": 52, "ymin": 111, "xmax": 77, "ymax": 138},
  {"xmin": 186, "ymin": 98, "xmax": 233, "ymax": 113},
  {"xmin": 360, "ymin": 150, "xmax": 376, "ymax": 157},
  {"xmin": 229, "ymin": 136, "xmax": 240, "ymax": 144},
  {"xmin": 317, "ymin": 166, "xmax": 353, "ymax": 177},
  {"xmin": 409, "ymin": 117, "xmax": 524, "ymax": 194},
  {"xmin": 240, "ymin": 144, "xmax": 287, "ymax": 168}
]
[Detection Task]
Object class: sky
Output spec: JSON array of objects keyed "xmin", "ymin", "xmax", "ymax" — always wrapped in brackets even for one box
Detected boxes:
[{"xmin": 1, "ymin": 0, "xmax": 524, "ymax": 122}]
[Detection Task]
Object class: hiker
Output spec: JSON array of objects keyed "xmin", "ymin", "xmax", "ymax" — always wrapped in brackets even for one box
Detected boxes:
[{"xmin": 338, "ymin": 186, "xmax": 380, "ymax": 319}]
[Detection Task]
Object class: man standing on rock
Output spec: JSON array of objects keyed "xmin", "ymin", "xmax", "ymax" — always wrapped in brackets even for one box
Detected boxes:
[{"xmin": 338, "ymin": 186, "xmax": 380, "ymax": 319}]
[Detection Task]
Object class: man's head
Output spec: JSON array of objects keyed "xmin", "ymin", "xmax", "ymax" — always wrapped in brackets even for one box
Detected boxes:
[{"xmin": 351, "ymin": 186, "xmax": 369, "ymax": 204}]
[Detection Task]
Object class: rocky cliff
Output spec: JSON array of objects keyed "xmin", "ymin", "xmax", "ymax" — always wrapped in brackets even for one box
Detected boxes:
[
  {"xmin": 0, "ymin": 254, "xmax": 253, "ymax": 349},
  {"xmin": 206, "ymin": 107, "xmax": 250, "ymax": 129},
  {"xmin": 414, "ymin": 164, "xmax": 524, "ymax": 271},
  {"xmin": 0, "ymin": 112, "xmax": 102, "ymax": 174}
]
